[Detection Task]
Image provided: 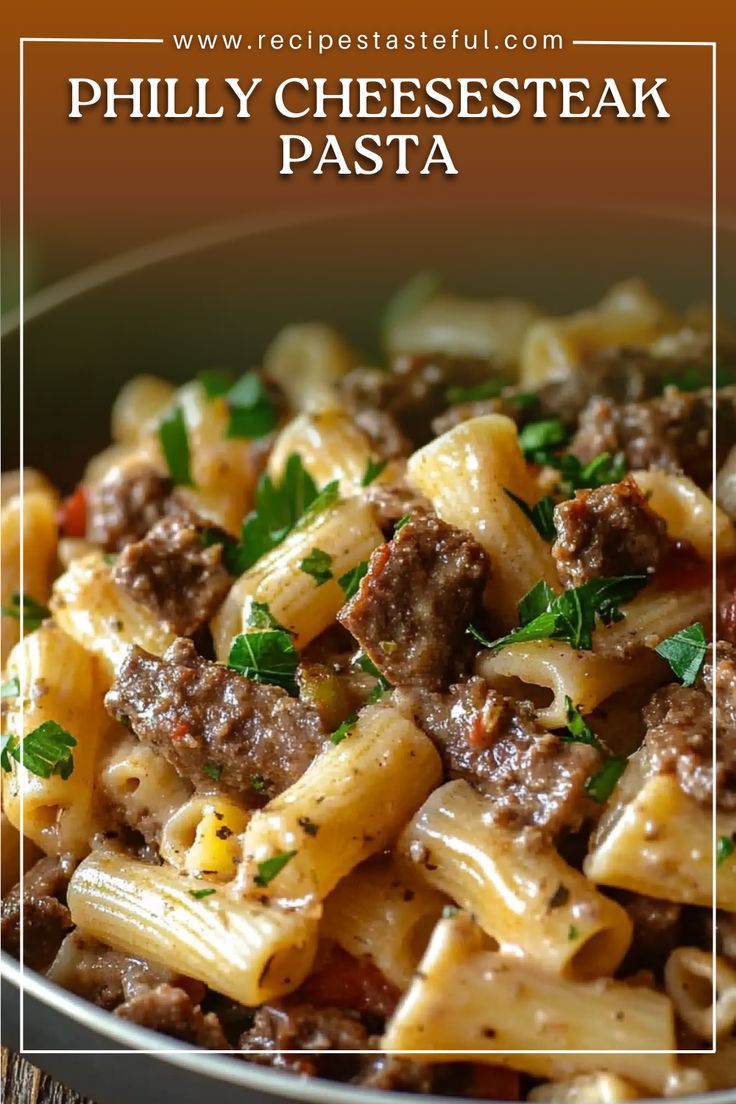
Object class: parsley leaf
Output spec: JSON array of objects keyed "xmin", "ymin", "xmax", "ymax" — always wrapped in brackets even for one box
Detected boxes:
[
  {"xmin": 355, "ymin": 653, "xmax": 392, "ymax": 694},
  {"xmin": 655, "ymin": 623, "xmax": 707, "ymax": 687},
  {"xmin": 228, "ymin": 631, "xmax": 298, "ymax": 694},
  {"xmin": 557, "ymin": 452, "xmax": 627, "ymax": 498},
  {"xmin": 158, "ymin": 406, "xmax": 194, "ymax": 487},
  {"xmin": 239, "ymin": 455, "xmax": 336, "ymax": 572},
  {"xmin": 299, "ymin": 548, "xmax": 333, "ymax": 587},
  {"xmin": 568, "ymin": 924, "xmax": 580, "ymax": 941},
  {"xmin": 254, "ymin": 850, "xmax": 297, "ymax": 887},
  {"xmin": 5, "ymin": 721, "xmax": 77, "ymax": 780},
  {"xmin": 442, "ymin": 904, "xmax": 460, "ymax": 918},
  {"xmin": 717, "ymin": 835, "xmax": 735, "ymax": 866},
  {"xmin": 198, "ymin": 369, "xmax": 232, "ymax": 399},
  {"xmin": 563, "ymin": 696, "xmax": 603, "ymax": 750},
  {"xmin": 504, "ymin": 489, "xmax": 556, "ymax": 541},
  {"xmin": 250, "ymin": 774, "xmax": 267, "ymax": 793},
  {"xmin": 1, "ymin": 734, "xmax": 18, "ymax": 772},
  {"xmin": 518, "ymin": 419, "xmax": 570, "ymax": 465},
  {"xmin": 297, "ymin": 480, "xmax": 340, "ymax": 528},
  {"xmin": 394, "ymin": 514, "xmax": 411, "ymax": 532},
  {"xmin": 445, "ymin": 379, "xmax": 506, "ymax": 405},
  {"xmin": 585, "ymin": 756, "xmax": 627, "ymax": 803},
  {"xmin": 1, "ymin": 677, "xmax": 20, "ymax": 700},
  {"xmin": 338, "ymin": 561, "xmax": 369, "ymax": 602},
  {"xmin": 203, "ymin": 761, "xmax": 223, "ymax": 782},
  {"xmin": 1, "ymin": 593, "xmax": 50, "ymax": 631},
  {"xmin": 246, "ymin": 601, "xmax": 289, "ymax": 632},
  {"xmin": 200, "ymin": 528, "xmax": 250, "ymax": 577},
  {"xmin": 469, "ymin": 575, "xmax": 647, "ymax": 653},
  {"xmin": 361, "ymin": 458, "xmax": 389, "ymax": 486},
  {"xmin": 226, "ymin": 371, "xmax": 278, "ymax": 440},
  {"xmin": 330, "ymin": 711, "xmax": 358, "ymax": 745},
  {"xmin": 189, "ymin": 887, "xmax": 216, "ymax": 900}
]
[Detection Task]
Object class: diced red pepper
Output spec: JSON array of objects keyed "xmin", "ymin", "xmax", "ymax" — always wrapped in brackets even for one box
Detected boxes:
[{"xmin": 58, "ymin": 485, "xmax": 87, "ymax": 538}]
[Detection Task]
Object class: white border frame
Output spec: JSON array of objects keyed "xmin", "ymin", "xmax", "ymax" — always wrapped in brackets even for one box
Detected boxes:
[{"xmin": 12, "ymin": 34, "xmax": 719, "ymax": 1065}]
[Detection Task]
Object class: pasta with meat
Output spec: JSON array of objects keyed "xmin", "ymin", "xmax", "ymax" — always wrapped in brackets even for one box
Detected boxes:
[{"xmin": 1, "ymin": 276, "xmax": 734, "ymax": 1102}]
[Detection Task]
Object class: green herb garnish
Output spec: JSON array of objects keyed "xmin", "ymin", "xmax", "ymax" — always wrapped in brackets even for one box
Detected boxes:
[
  {"xmin": 356, "ymin": 653, "xmax": 392, "ymax": 699},
  {"xmin": 563, "ymin": 697, "xmax": 603, "ymax": 750},
  {"xmin": 246, "ymin": 601, "xmax": 289, "ymax": 632},
  {"xmin": 585, "ymin": 756, "xmax": 627, "ymax": 803},
  {"xmin": 239, "ymin": 455, "xmax": 336, "ymax": 572},
  {"xmin": 717, "ymin": 835, "xmax": 735, "ymax": 866},
  {"xmin": 568, "ymin": 925, "xmax": 580, "ymax": 941},
  {"xmin": 394, "ymin": 514, "xmax": 411, "ymax": 532},
  {"xmin": 469, "ymin": 576, "xmax": 647, "ymax": 654},
  {"xmin": 556, "ymin": 452, "xmax": 627, "ymax": 497},
  {"xmin": 361, "ymin": 458, "xmax": 389, "ymax": 486},
  {"xmin": 338, "ymin": 561, "xmax": 369, "ymax": 602},
  {"xmin": 200, "ymin": 528, "xmax": 250, "ymax": 577},
  {"xmin": 250, "ymin": 774, "xmax": 267, "ymax": 793},
  {"xmin": 1, "ymin": 721, "xmax": 77, "ymax": 780},
  {"xmin": 504, "ymin": 489, "xmax": 556, "ymax": 541},
  {"xmin": 445, "ymin": 379, "xmax": 506, "ymax": 405},
  {"xmin": 189, "ymin": 887, "xmax": 216, "ymax": 900},
  {"xmin": 655, "ymin": 623, "xmax": 707, "ymax": 687},
  {"xmin": 203, "ymin": 761, "xmax": 223, "ymax": 782},
  {"xmin": 442, "ymin": 905, "xmax": 460, "ymax": 918},
  {"xmin": 518, "ymin": 419, "xmax": 570, "ymax": 465},
  {"xmin": 228, "ymin": 631, "xmax": 298, "ymax": 694},
  {"xmin": 198, "ymin": 369, "xmax": 232, "ymax": 399},
  {"xmin": 1, "ymin": 593, "xmax": 50, "ymax": 631},
  {"xmin": 1, "ymin": 677, "xmax": 20, "ymax": 700},
  {"xmin": 299, "ymin": 548, "xmax": 333, "ymax": 587},
  {"xmin": 226, "ymin": 371, "xmax": 277, "ymax": 440},
  {"xmin": 254, "ymin": 850, "xmax": 297, "ymax": 887},
  {"xmin": 330, "ymin": 712, "xmax": 358, "ymax": 745},
  {"xmin": 158, "ymin": 406, "xmax": 193, "ymax": 486}
]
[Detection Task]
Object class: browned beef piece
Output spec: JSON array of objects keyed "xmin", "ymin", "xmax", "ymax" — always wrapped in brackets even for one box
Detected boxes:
[
  {"xmin": 114, "ymin": 983, "xmax": 228, "ymax": 1048},
  {"xmin": 719, "ymin": 587, "xmax": 736, "ymax": 645},
  {"xmin": 341, "ymin": 354, "xmax": 501, "ymax": 446},
  {"xmin": 355, "ymin": 1056, "xmax": 445, "ymax": 1092},
  {"xmin": 112, "ymin": 511, "xmax": 232, "ymax": 636},
  {"xmin": 338, "ymin": 515, "xmax": 488, "ymax": 689},
  {"xmin": 240, "ymin": 1004, "xmax": 369, "ymax": 1053},
  {"xmin": 353, "ymin": 409, "xmax": 410, "ymax": 459},
  {"xmin": 393, "ymin": 678, "xmax": 602, "ymax": 835},
  {"xmin": 617, "ymin": 892, "xmax": 682, "ymax": 976},
  {"xmin": 105, "ymin": 638, "xmax": 326, "ymax": 801},
  {"xmin": 85, "ymin": 465, "xmax": 176, "ymax": 552},
  {"xmin": 552, "ymin": 476, "xmax": 669, "ymax": 588},
  {"xmin": 431, "ymin": 393, "xmax": 533, "ymax": 437},
  {"xmin": 643, "ymin": 644, "xmax": 736, "ymax": 811},
  {"xmin": 362, "ymin": 481, "xmax": 431, "ymax": 535},
  {"xmin": 571, "ymin": 387, "xmax": 736, "ymax": 489},
  {"xmin": 1, "ymin": 855, "xmax": 75, "ymax": 970},
  {"xmin": 49, "ymin": 931, "xmax": 183, "ymax": 1009}
]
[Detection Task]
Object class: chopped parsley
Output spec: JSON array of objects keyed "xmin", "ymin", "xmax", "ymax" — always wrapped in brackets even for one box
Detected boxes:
[
  {"xmin": 158, "ymin": 406, "xmax": 194, "ymax": 487},
  {"xmin": 361, "ymin": 457, "xmax": 389, "ymax": 486},
  {"xmin": 585, "ymin": 756, "xmax": 627, "ymax": 804},
  {"xmin": 442, "ymin": 905, "xmax": 460, "ymax": 918},
  {"xmin": 330, "ymin": 711, "xmax": 358, "ymax": 745},
  {"xmin": 228, "ymin": 630, "xmax": 298, "ymax": 694},
  {"xmin": 299, "ymin": 548, "xmax": 333, "ymax": 587},
  {"xmin": 189, "ymin": 887, "xmax": 216, "ymax": 900},
  {"xmin": 250, "ymin": 774, "xmax": 267, "ymax": 793},
  {"xmin": 1, "ymin": 593, "xmax": 50, "ymax": 631},
  {"xmin": 338, "ymin": 561, "xmax": 369, "ymax": 602},
  {"xmin": 254, "ymin": 850, "xmax": 297, "ymax": 887},
  {"xmin": 394, "ymin": 514, "xmax": 411, "ymax": 532},
  {"xmin": 1, "ymin": 721, "xmax": 76, "ymax": 780},
  {"xmin": 518, "ymin": 419, "xmax": 570, "ymax": 465},
  {"xmin": 660, "ymin": 364, "xmax": 736, "ymax": 392},
  {"xmin": 445, "ymin": 379, "xmax": 506, "ymax": 405},
  {"xmin": 203, "ymin": 761, "xmax": 223, "ymax": 782},
  {"xmin": 238, "ymin": 455, "xmax": 338, "ymax": 572},
  {"xmin": 200, "ymin": 528, "xmax": 250, "ymax": 577},
  {"xmin": 568, "ymin": 924, "xmax": 580, "ymax": 941},
  {"xmin": 356, "ymin": 653, "xmax": 392, "ymax": 700},
  {"xmin": 246, "ymin": 601, "xmax": 289, "ymax": 632},
  {"xmin": 469, "ymin": 575, "xmax": 647, "ymax": 653},
  {"xmin": 717, "ymin": 835, "xmax": 735, "ymax": 866},
  {"xmin": 563, "ymin": 697, "xmax": 603, "ymax": 750},
  {"xmin": 226, "ymin": 371, "xmax": 278, "ymax": 439},
  {"xmin": 556, "ymin": 451, "xmax": 627, "ymax": 498},
  {"xmin": 298, "ymin": 816, "xmax": 319, "ymax": 837},
  {"xmin": 1, "ymin": 677, "xmax": 20, "ymax": 700},
  {"xmin": 655, "ymin": 623, "xmax": 707, "ymax": 687},
  {"xmin": 198, "ymin": 369, "xmax": 232, "ymax": 398},
  {"xmin": 504, "ymin": 489, "xmax": 556, "ymax": 541}
]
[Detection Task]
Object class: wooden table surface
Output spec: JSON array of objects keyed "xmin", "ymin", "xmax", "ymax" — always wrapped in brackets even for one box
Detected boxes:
[{"xmin": 2, "ymin": 1049, "xmax": 91, "ymax": 1104}]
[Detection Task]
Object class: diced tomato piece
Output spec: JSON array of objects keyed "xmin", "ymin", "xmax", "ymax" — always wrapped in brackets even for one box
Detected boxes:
[
  {"xmin": 58, "ymin": 485, "xmax": 87, "ymax": 538},
  {"xmin": 171, "ymin": 722, "xmax": 190, "ymax": 743}
]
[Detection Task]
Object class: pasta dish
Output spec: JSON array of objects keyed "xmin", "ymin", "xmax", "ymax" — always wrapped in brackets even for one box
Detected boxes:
[{"xmin": 1, "ymin": 276, "xmax": 735, "ymax": 1101}]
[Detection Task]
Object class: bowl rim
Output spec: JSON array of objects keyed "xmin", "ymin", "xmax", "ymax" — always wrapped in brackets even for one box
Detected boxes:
[{"xmin": 2, "ymin": 203, "xmax": 734, "ymax": 1104}]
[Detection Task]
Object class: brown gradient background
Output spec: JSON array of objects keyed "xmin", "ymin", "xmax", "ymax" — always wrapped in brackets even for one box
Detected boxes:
[{"xmin": 0, "ymin": 0, "xmax": 733, "ymax": 300}]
